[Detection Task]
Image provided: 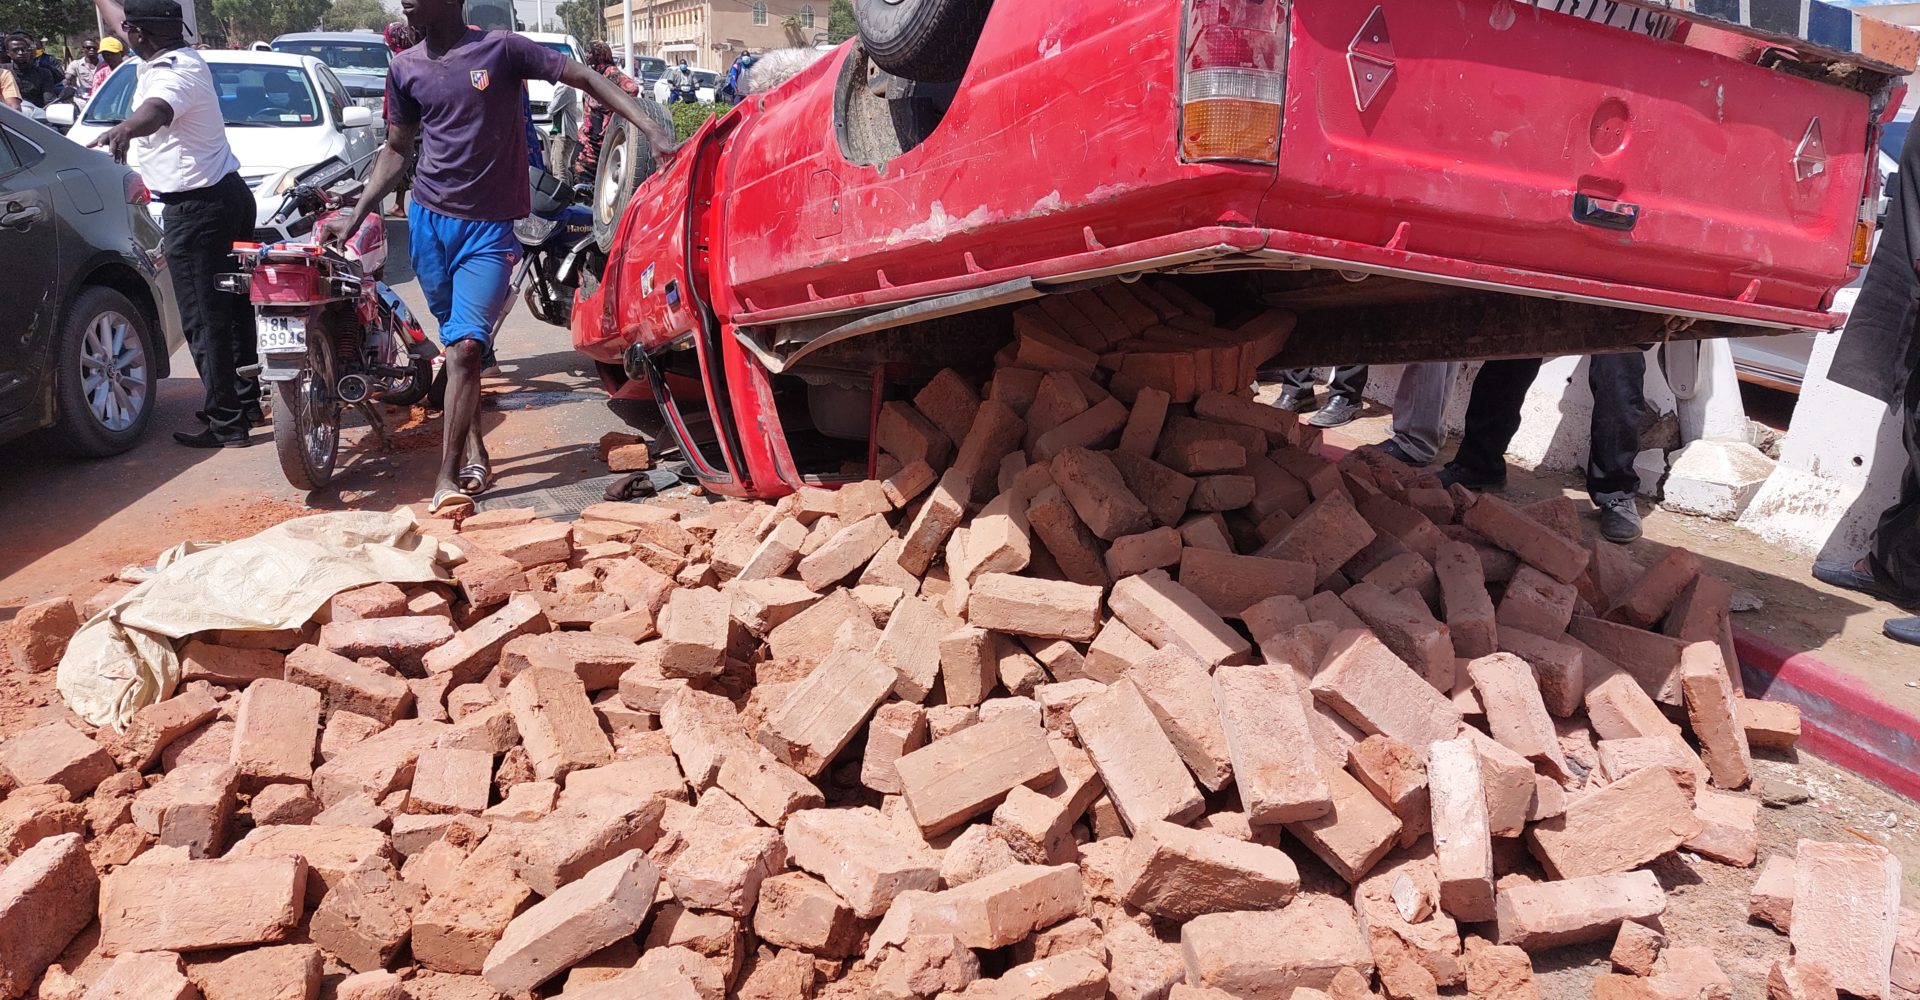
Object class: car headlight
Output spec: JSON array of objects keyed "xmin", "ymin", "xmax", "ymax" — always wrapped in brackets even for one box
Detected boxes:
[{"xmin": 514, "ymin": 214, "xmax": 558, "ymax": 245}]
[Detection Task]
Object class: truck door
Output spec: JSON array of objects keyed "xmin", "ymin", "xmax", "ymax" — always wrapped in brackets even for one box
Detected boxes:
[{"xmin": 614, "ymin": 115, "xmax": 750, "ymax": 492}]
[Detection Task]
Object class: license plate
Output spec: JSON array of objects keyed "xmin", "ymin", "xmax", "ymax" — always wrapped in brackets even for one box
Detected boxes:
[{"xmin": 259, "ymin": 315, "xmax": 306, "ymax": 352}]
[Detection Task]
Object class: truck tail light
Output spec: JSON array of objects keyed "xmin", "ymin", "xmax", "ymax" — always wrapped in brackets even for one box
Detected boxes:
[
  {"xmin": 124, "ymin": 173, "xmax": 150, "ymax": 206},
  {"xmin": 1852, "ymin": 214, "xmax": 1874, "ymax": 267},
  {"xmin": 1180, "ymin": 0, "xmax": 1288, "ymax": 164}
]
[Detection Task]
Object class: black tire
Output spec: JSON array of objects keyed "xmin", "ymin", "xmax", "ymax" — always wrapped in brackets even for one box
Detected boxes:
[
  {"xmin": 377, "ymin": 353, "xmax": 434, "ymax": 408},
  {"xmin": 855, "ymin": 0, "xmax": 993, "ymax": 82},
  {"xmin": 272, "ymin": 320, "xmax": 340, "ymax": 492},
  {"xmin": 48, "ymin": 286, "xmax": 157, "ymax": 457},
  {"xmin": 592, "ymin": 100, "xmax": 675, "ymax": 252}
]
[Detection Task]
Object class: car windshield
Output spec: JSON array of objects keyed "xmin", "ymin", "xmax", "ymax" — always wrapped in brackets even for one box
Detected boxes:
[
  {"xmin": 695, "ymin": 71, "xmax": 716, "ymax": 86},
  {"xmin": 272, "ymin": 40, "xmax": 391, "ymax": 73},
  {"xmin": 85, "ymin": 62, "xmax": 322, "ymax": 127},
  {"xmin": 1883, "ymin": 120, "xmax": 1911, "ymax": 161},
  {"xmin": 635, "ymin": 56, "xmax": 665, "ymax": 78}
]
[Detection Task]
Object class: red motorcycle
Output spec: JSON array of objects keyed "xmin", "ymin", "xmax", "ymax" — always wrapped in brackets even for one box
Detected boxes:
[{"xmin": 225, "ymin": 159, "xmax": 440, "ymax": 490}]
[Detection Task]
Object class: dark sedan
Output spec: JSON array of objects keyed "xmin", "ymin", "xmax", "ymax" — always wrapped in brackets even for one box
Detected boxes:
[{"xmin": 0, "ymin": 107, "xmax": 184, "ymax": 456}]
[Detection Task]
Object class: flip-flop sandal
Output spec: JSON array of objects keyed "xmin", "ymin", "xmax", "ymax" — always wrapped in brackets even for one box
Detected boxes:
[
  {"xmin": 456, "ymin": 463, "xmax": 491, "ymax": 496},
  {"xmin": 428, "ymin": 489, "xmax": 475, "ymax": 515}
]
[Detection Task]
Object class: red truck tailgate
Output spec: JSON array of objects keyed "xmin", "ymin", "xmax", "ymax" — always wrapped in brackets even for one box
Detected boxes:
[{"xmin": 1268, "ymin": 0, "xmax": 1873, "ymax": 314}]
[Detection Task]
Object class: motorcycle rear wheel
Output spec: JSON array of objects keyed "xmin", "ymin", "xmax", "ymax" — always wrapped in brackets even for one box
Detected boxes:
[{"xmin": 273, "ymin": 320, "xmax": 340, "ymax": 491}]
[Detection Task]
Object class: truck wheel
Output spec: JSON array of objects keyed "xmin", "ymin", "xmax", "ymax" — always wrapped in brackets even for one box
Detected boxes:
[
  {"xmin": 592, "ymin": 100, "xmax": 674, "ymax": 253},
  {"xmin": 855, "ymin": 0, "xmax": 993, "ymax": 83}
]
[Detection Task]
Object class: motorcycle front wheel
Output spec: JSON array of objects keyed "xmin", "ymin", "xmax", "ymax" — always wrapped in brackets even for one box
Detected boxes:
[{"xmin": 273, "ymin": 319, "xmax": 340, "ymax": 491}]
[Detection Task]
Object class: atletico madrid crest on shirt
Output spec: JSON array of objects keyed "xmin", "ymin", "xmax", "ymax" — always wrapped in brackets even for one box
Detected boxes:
[{"xmin": 470, "ymin": 69, "xmax": 489, "ymax": 90}]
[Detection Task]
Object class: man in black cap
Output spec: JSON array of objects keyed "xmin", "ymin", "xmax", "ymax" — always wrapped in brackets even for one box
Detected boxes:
[{"xmin": 90, "ymin": 0, "xmax": 261, "ymax": 448}]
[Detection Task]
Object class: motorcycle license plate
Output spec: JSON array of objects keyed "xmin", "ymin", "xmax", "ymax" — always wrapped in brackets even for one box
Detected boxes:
[{"xmin": 259, "ymin": 315, "xmax": 306, "ymax": 352}]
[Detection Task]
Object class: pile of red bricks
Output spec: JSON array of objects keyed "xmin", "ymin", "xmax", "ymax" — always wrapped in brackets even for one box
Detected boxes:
[{"xmin": 3, "ymin": 313, "xmax": 1918, "ymax": 1000}]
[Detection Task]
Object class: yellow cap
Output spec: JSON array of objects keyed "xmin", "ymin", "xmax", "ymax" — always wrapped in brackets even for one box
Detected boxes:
[{"xmin": 99, "ymin": 37, "xmax": 124, "ymax": 53}]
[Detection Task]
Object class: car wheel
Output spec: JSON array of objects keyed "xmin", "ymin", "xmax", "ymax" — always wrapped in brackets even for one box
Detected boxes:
[
  {"xmin": 855, "ymin": 0, "xmax": 994, "ymax": 83},
  {"xmin": 49, "ymin": 287, "xmax": 157, "ymax": 457},
  {"xmin": 592, "ymin": 99, "xmax": 675, "ymax": 253}
]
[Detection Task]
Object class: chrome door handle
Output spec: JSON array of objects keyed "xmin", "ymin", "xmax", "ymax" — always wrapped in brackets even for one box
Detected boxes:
[{"xmin": 0, "ymin": 203, "xmax": 43, "ymax": 228}]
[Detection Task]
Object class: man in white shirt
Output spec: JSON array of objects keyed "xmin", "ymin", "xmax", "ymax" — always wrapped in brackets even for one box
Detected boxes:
[
  {"xmin": 64, "ymin": 39, "xmax": 97, "ymax": 98},
  {"xmin": 89, "ymin": 0, "xmax": 262, "ymax": 448}
]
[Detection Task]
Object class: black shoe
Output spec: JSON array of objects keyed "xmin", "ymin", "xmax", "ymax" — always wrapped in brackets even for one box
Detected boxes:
[
  {"xmin": 173, "ymin": 428, "xmax": 252, "ymax": 449},
  {"xmin": 1377, "ymin": 440, "xmax": 1427, "ymax": 467},
  {"xmin": 1597, "ymin": 496, "xmax": 1642, "ymax": 544},
  {"xmin": 1811, "ymin": 559, "xmax": 1920, "ymax": 610},
  {"xmin": 1274, "ymin": 387, "xmax": 1316, "ymax": 413},
  {"xmin": 1307, "ymin": 395, "xmax": 1362, "ymax": 428},
  {"xmin": 1436, "ymin": 463, "xmax": 1506, "ymax": 493},
  {"xmin": 1884, "ymin": 616, "xmax": 1920, "ymax": 645}
]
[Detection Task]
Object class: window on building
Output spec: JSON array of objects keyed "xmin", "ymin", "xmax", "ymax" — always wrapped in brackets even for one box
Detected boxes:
[
  {"xmin": 752, "ymin": 1, "xmax": 767, "ymax": 24},
  {"xmin": 800, "ymin": 3, "xmax": 814, "ymax": 27}
]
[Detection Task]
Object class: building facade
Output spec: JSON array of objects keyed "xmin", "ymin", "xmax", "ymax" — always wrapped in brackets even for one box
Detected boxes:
[{"xmin": 601, "ymin": 0, "xmax": 823, "ymax": 70}]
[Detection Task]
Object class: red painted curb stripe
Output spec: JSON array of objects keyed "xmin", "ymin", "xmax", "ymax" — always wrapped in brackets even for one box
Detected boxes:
[{"xmin": 1735, "ymin": 630, "xmax": 1920, "ymax": 801}]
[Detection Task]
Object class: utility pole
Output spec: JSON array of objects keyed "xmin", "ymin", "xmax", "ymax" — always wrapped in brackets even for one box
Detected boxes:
[{"xmin": 623, "ymin": 0, "xmax": 633, "ymax": 66}]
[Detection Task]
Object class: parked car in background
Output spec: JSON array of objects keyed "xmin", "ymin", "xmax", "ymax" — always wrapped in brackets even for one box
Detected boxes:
[
  {"xmin": 1730, "ymin": 106, "xmax": 1916, "ymax": 393},
  {"xmin": 0, "ymin": 107, "xmax": 184, "ymax": 456},
  {"xmin": 518, "ymin": 32, "xmax": 585, "ymax": 127},
  {"xmin": 271, "ymin": 31, "xmax": 394, "ymax": 139},
  {"xmin": 69, "ymin": 51, "xmax": 380, "ymax": 243},
  {"xmin": 652, "ymin": 68, "xmax": 717, "ymax": 104},
  {"xmin": 632, "ymin": 55, "xmax": 667, "ymax": 91}
]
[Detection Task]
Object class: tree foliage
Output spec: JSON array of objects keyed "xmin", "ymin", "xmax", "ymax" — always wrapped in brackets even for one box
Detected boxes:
[
  {"xmin": 320, "ymin": 0, "xmax": 392, "ymax": 31},
  {"xmin": 668, "ymin": 99, "xmax": 720, "ymax": 140},
  {"xmin": 0, "ymin": 0, "xmax": 96, "ymax": 51},
  {"xmin": 212, "ymin": 0, "xmax": 329, "ymax": 45},
  {"xmin": 555, "ymin": 0, "xmax": 601, "ymax": 45},
  {"xmin": 827, "ymin": 0, "xmax": 854, "ymax": 44}
]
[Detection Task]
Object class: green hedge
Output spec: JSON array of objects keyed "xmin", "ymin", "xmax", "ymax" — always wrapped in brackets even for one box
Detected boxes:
[{"xmin": 669, "ymin": 101, "xmax": 728, "ymax": 140}]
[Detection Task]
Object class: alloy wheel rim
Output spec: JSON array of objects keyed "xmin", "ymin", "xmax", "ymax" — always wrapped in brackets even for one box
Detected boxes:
[
  {"xmin": 79, "ymin": 310, "xmax": 145, "ymax": 432},
  {"xmin": 599, "ymin": 128, "xmax": 628, "ymax": 228}
]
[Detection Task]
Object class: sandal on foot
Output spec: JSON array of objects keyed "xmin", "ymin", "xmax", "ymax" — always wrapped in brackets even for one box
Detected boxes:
[
  {"xmin": 456, "ymin": 463, "xmax": 492, "ymax": 496},
  {"xmin": 428, "ymin": 489, "xmax": 475, "ymax": 515}
]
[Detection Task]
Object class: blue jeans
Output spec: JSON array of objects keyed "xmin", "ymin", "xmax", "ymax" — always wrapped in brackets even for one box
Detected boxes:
[{"xmin": 408, "ymin": 202, "xmax": 519, "ymax": 347}]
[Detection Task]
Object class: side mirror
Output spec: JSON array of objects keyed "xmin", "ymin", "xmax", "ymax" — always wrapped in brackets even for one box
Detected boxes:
[
  {"xmin": 340, "ymin": 105, "xmax": 374, "ymax": 129},
  {"xmin": 45, "ymin": 103, "xmax": 74, "ymax": 128}
]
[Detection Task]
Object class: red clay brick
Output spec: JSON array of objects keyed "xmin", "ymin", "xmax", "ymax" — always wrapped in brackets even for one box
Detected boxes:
[
  {"xmin": 1311, "ymin": 630, "xmax": 1462, "ymax": 753},
  {"xmin": 1049, "ymin": 447, "xmax": 1152, "ymax": 540},
  {"xmin": 1347, "ymin": 734, "xmax": 1429, "ymax": 848},
  {"xmin": 966, "ymin": 573, "xmax": 1103, "ymax": 642},
  {"xmin": 1465, "ymin": 653, "xmax": 1567, "ymax": 772},
  {"xmin": 896, "ymin": 713, "xmax": 1060, "ymax": 836},
  {"xmin": 1107, "ymin": 449, "xmax": 1197, "ymax": 528},
  {"xmin": 1495, "ymin": 628, "xmax": 1584, "ymax": 719},
  {"xmin": 952, "ymin": 400, "xmax": 1026, "ymax": 504},
  {"xmin": 1494, "ymin": 870, "xmax": 1668, "ymax": 950},
  {"xmin": 914, "ymin": 369, "xmax": 981, "ymax": 449},
  {"xmin": 99, "ymin": 855, "xmax": 305, "ymax": 955},
  {"xmin": 1679, "ymin": 641, "xmax": 1752, "ymax": 789},
  {"xmin": 1070, "ymin": 678, "xmax": 1203, "ymax": 831},
  {"xmin": 784, "ymin": 807, "xmax": 941, "ymax": 918},
  {"xmin": 0, "ymin": 833, "xmax": 96, "ymax": 997},
  {"xmin": 178, "ymin": 639, "xmax": 285, "ymax": 686},
  {"xmin": 228, "ymin": 678, "xmax": 321, "ymax": 787},
  {"xmin": 759, "ymin": 635, "xmax": 896, "ymax": 777},
  {"xmin": 1606, "ymin": 548, "xmax": 1702, "ymax": 629},
  {"xmin": 1119, "ymin": 387, "xmax": 1171, "ymax": 456},
  {"xmin": 658, "ymin": 587, "xmax": 730, "ymax": 679},
  {"xmin": 1180, "ymin": 548, "xmax": 1314, "ymax": 621},
  {"xmin": 285, "ymin": 643, "xmax": 413, "ymax": 725},
  {"xmin": 1106, "ymin": 527, "xmax": 1183, "ymax": 580},
  {"xmin": 1283, "ymin": 765, "xmax": 1401, "ymax": 886},
  {"xmin": 1737, "ymin": 698, "xmax": 1801, "ymax": 750},
  {"xmin": 1567, "ymin": 616, "xmax": 1687, "ymax": 706},
  {"xmin": 1496, "ymin": 565, "xmax": 1578, "ymax": 638},
  {"xmin": 5, "ymin": 597, "xmax": 78, "ymax": 674},
  {"xmin": 483, "ymin": 849, "xmax": 659, "ymax": 993},
  {"xmin": 507, "ymin": 667, "xmax": 614, "ymax": 781},
  {"xmin": 1108, "ymin": 568, "xmax": 1251, "ymax": 668},
  {"xmin": 1261, "ymin": 494, "xmax": 1377, "ymax": 582},
  {"xmin": 1180, "ymin": 895, "xmax": 1372, "ymax": 994},
  {"xmin": 1119, "ymin": 819, "xmax": 1299, "ymax": 921},
  {"xmin": 1461, "ymin": 494, "xmax": 1590, "ymax": 584},
  {"xmin": 1427, "ymin": 735, "xmax": 1495, "ymax": 922},
  {"xmin": 0, "ymin": 722, "xmax": 114, "ymax": 798},
  {"xmin": 1791, "ymin": 840, "xmax": 1902, "ymax": 999},
  {"xmin": 1525, "ymin": 767, "xmax": 1701, "ymax": 880},
  {"xmin": 1341, "ymin": 581, "xmax": 1455, "ymax": 692}
]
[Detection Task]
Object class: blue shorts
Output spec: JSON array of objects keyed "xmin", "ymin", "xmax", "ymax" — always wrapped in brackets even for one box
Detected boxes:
[{"xmin": 408, "ymin": 202, "xmax": 520, "ymax": 347}]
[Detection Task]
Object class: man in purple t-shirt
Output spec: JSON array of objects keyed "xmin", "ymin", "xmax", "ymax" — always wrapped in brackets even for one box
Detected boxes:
[{"xmin": 323, "ymin": 0, "xmax": 676, "ymax": 514}]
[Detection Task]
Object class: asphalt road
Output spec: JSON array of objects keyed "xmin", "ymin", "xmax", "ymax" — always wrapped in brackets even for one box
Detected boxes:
[{"xmin": 0, "ymin": 219, "xmax": 645, "ymax": 610}]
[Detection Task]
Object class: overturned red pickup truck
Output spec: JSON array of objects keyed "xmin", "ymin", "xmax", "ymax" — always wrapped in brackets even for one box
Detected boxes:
[{"xmin": 572, "ymin": 0, "xmax": 1912, "ymax": 499}]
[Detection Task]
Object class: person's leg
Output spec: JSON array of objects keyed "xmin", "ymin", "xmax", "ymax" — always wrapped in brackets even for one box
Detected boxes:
[
  {"xmin": 218, "ymin": 175, "xmax": 262, "ymax": 423},
  {"xmin": 1584, "ymin": 350, "xmax": 1648, "ymax": 500},
  {"xmin": 1442, "ymin": 357, "xmax": 1543, "ymax": 487},
  {"xmin": 163, "ymin": 195, "xmax": 249, "ymax": 446},
  {"xmin": 1386, "ymin": 361, "xmax": 1456, "ymax": 465},
  {"xmin": 1309, "ymin": 364, "xmax": 1368, "ymax": 427},
  {"xmin": 1869, "ymin": 367, "xmax": 1920, "ymax": 594},
  {"xmin": 1274, "ymin": 367, "xmax": 1319, "ymax": 412},
  {"xmin": 435, "ymin": 215, "xmax": 520, "ymax": 494},
  {"xmin": 1326, "ymin": 365, "xmax": 1368, "ymax": 403}
]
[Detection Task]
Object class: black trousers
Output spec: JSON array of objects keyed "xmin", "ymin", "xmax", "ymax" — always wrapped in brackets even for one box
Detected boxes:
[
  {"xmin": 1279, "ymin": 365, "xmax": 1368, "ymax": 402},
  {"xmin": 1871, "ymin": 368, "xmax": 1920, "ymax": 593},
  {"xmin": 160, "ymin": 172, "xmax": 259, "ymax": 439},
  {"xmin": 1449, "ymin": 352, "xmax": 1647, "ymax": 502}
]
